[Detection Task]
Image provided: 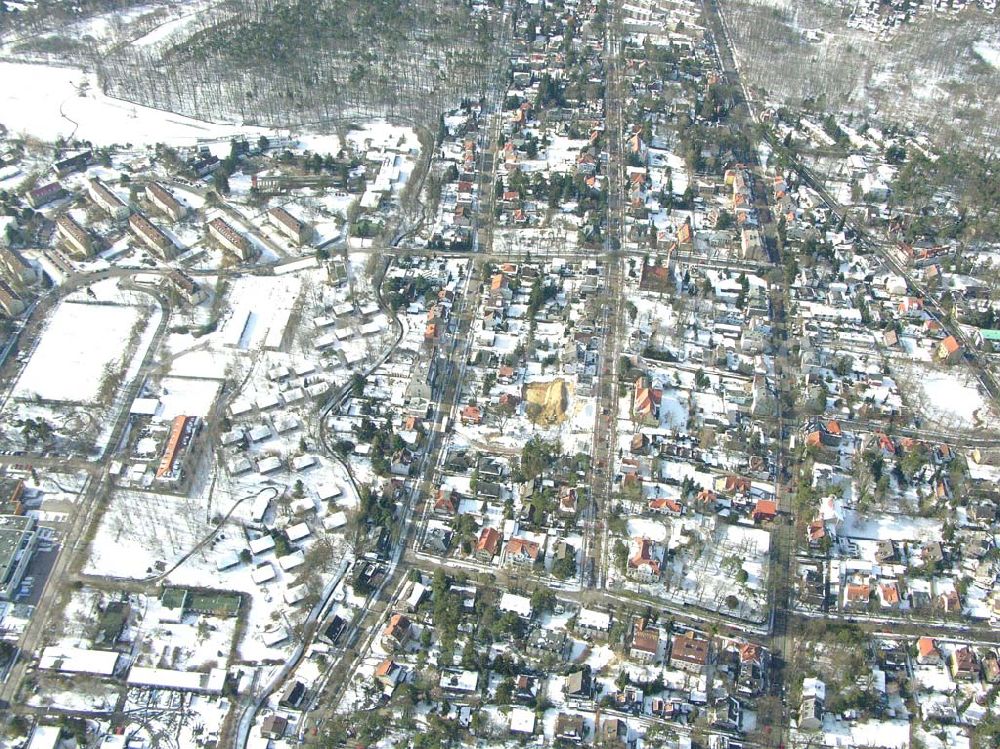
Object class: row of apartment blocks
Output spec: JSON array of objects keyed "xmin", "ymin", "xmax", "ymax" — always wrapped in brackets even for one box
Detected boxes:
[
  {"xmin": 208, "ymin": 217, "xmax": 254, "ymax": 260},
  {"xmin": 91, "ymin": 178, "xmax": 189, "ymax": 225},
  {"xmin": 56, "ymin": 214, "xmax": 94, "ymax": 258},
  {"xmin": 0, "ymin": 280, "xmax": 25, "ymax": 317},
  {"xmin": 129, "ymin": 212, "xmax": 178, "ymax": 261},
  {"xmin": 31, "ymin": 177, "xmax": 187, "ymax": 219},
  {"xmin": 88, "ymin": 178, "xmax": 130, "ymax": 221},
  {"xmin": 0, "ymin": 243, "xmax": 35, "ymax": 315},
  {"xmin": 146, "ymin": 182, "xmax": 187, "ymax": 222},
  {"xmin": 267, "ymin": 206, "xmax": 311, "ymax": 244}
]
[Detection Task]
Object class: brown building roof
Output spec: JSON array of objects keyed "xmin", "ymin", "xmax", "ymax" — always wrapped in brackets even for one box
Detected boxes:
[{"xmin": 671, "ymin": 632, "xmax": 709, "ymax": 666}]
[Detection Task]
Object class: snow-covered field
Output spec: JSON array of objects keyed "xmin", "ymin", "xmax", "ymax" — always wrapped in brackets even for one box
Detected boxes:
[
  {"xmin": 14, "ymin": 301, "xmax": 145, "ymax": 402},
  {"xmin": 0, "ymin": 61, "xmax": 272, "ymax": 146},
  {"xmin": 131, "ymin": 9, "xmax": 205, "ymax": 48},
  {"xmin": 839, "ymin": 509, "xmax": 942, "ymax": 542}
]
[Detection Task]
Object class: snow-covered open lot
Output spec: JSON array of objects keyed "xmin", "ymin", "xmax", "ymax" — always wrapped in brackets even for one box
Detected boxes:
[{"xmin": 84, "ymin": 487, "xmax": 221, "ymax": 579}]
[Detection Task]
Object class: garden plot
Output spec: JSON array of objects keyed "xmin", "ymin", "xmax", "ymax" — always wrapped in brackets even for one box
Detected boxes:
[
  {"xmin": 13, "ymin": 301, "xmax": 147, "ymax": 403},
  {"xmin": 133, "ymin": 600, "xmax": 236, "ymax": 672},
  {"xmin": 612, "ymin": 515, "xmax": 771, "ymax": 624},
  {"xmin": 121, "ymin": 690, "xmax": 230, "ymax": 749},
  {"xmin": 220, "ymin": 273, "xmax": 302, "ymax": 351},
  {"xmin": 25, "ymin": 674, "xmax": 120, "ymax": 713}
]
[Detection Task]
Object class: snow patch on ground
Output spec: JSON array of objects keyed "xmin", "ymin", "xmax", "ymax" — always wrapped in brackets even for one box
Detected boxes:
[{"xmin": 973, "ymin": 41, "xmax": 1000, "ymax": 69}]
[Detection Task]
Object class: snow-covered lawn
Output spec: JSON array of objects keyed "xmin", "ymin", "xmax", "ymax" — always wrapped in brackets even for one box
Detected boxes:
[
  {"xmin": 839, "ymin": 508, "xmax": 942, "ymax": 542},
  {"xmin": 155, "ymin": 377, "xmax": 221, "ymax": 420},
  {"xmin": 627, "ymin": 517, "xmax": 668, "ymax": 542},
  {"xmin": 909, "ymin": 366, "xmax": 995, "ymax": 428}
]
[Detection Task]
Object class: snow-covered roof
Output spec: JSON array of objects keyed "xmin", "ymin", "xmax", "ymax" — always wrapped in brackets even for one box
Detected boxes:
[
  {"xmin": 499, "ymin": 592, "xmax": 532, "ymax": 619},
  {"xmin": 509, "ymin": 706, "xmax": 535, "ymax": 734},
  {"xmin": 215, "ymin": 551, "xmax": 241, "ymax": 571},
  {"xmin": 257, "ymin": 456, "xmax": 282, "ymax": 474},
  {"xmin": 26, "ymin": 726, "xmax": 61, "ymax": 749},
  {"xmin": 39, "ymin": 646, "xmax": 119, "ymax": 675},
  {"xmin": 292, "ymin": 455, "xmax": 316, "ymax": 471},
  {"xmin": 249, "ymin": 535, "xmax": 275, "ymax": 555},
  {"xmin": 577, "ymin": 607, "xmax": 611, "ymax": 631},
  {"xmin": 316, "ymin": 482, "xmax": 342, "ymax": 501},
  {"xmin": 323, "ymin": 511, "xmax": 347, "ymax": 530},
  {"xmin": 127, "ymin": 666, "xmax": 227, "ymax": 694},
  {"xmin": 251, "ymin": 563, "xmax": 276, "ymax": 584},
  {"xmin": 803, "ymin": 677, "xmax": 826, "ymax": 701},
  {"xmin": 130, "ymin": 397, "xmax": 159, "ymax": 416},
  {"xmin": 248, "ymin": 425, "xmax": 272, "ymax": 442},
  {"xmin": 291, "ymin": 497, "xmax": 315, "ymax": 515},
  {"xmin": 261, "ymin": 627, "xmax": 288, "ymax": 646},
  {"xmin": 284, "ymin": 584, "xmax": 308, "ymax": 605},
  {"xmin": 278, "ymin": 550, "xmax": 305, "ymax": 571}
]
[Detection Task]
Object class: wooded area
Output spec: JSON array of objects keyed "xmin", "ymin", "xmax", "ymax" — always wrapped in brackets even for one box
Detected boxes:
[
  {"xmin": 94, "ymin": 0, "xmax": 506, "ymax": 128},
  {"xmin": 724, "ymin": 0, "xmax": 1000, "ymax": 150}
]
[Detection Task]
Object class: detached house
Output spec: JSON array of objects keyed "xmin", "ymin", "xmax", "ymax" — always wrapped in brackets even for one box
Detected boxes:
[
  {"xmin": 950, "ymin": 646, "xmax": 979, "ymax": 681},
  {"xmin": 433, "ymin": 487, "xmax": 458, "ymax": 516},
  {"xmin": 630, "ymin": 620, "xmax": 660, "ymax": 663},
  {"xmin": 375, "ymin": 658, "xmax": 405, "ymax": 691},
  {"xmin": 878, "ymin": 581, "xmax": 901, "ymax": 609},
  {"xmin": 936, "ymin": 335, "xmax": 962, "ymax": 363},
  {"xmin": 381, "ymin": 613, "xmax": 412, "ymax": 651},
  {"xmin": 843, "ymin": 582, "xmax": 871, "ymax": 610},
  {"xmin": 460, "ymin": 404, "xmax": 482, "ymax": 425},
  {"xmin": 916, "ymin": 637, "xmax": 940, "ymax": 665},
  {"xmin": 633, "ymin": 376, "xmax": 662, "ymax": 421},
  {"xmin": 558, "ymin": 486, "xmax": 578, "ymax": 514},
  {"xmin": 554, "ymin": 713, "xmax": 586, "ymax": 744},
  {"xmin": 670, "ymin": 631, "xmax": 710, "ymax": 673},
  {"xmin": 736, "ymin": 642, "xmax": 768, "ymax": 697},
  {"xmin": 752, "ymin": 499, "xmax": 778, "ymax": 523},
  {"xmin": 649, "ymin": 498, "xmax": 683, "ymax": 516},
  {"xmin": 505, "ymin": 537, "xmax": 542, "ymax": 567},
  {"xmin": 563, "ymin": 669, "xmax": 592, "ymax": 700},
  {"xmin": 489, "ymin": 273, "xmax": 512, "ymax": 301},
  {"xmin": 715, "ymin": 475, "xmax": 751, "ymax": 496},
  {"xmin": 474, "ymin": 527, "xmax": 501, "ymax": 561},
  {"xmin": 627, "ymin": 537, "xmax": 661, "ymax": 582}
]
